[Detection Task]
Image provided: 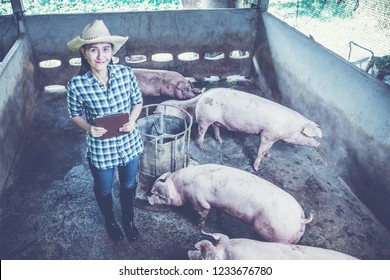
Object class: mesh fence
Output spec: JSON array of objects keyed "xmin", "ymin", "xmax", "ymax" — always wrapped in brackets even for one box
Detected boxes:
[{"xmin": 268, "ymin": 0, "xmax": 389, "ymax": 62}]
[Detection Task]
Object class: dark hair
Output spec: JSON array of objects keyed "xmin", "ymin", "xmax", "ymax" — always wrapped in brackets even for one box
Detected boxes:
[
  {"xmin": 78, "ymin": 49, "xmax": 91, "ymax": 76},
  {"xmin": 77, "ymin": 44, "xmax": 114, "ymax": 76}
]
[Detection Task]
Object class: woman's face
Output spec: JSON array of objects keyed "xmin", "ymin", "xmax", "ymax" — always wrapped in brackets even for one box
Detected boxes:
[{"xmin": 82, "ymin": 42, "xmax": 113, "ymax": 72}]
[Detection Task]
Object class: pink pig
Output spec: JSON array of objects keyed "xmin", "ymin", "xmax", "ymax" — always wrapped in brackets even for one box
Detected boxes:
[
  {"xmin": 195, "ymin": 88, "xmax": 322, "ymax": 170},
  {"xmin": 133, "ymin": 68, "xmax": 199, "ymax": 99},
  {"xmin": 153, "ymin": 88, "xmax": 205, "ymax": 121},
  {"xmin": 188, "ymin": 232, "xmax": 358, "ymax": 260},
  {"xmin": 148, "ymin": 164, "xmax": 313, "ymax": 244}
]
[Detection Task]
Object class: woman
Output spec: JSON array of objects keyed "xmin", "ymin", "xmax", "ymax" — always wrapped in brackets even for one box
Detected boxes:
[{"xmin": 66, "ymin": 20, "xmax": 143, "ymax": 242}]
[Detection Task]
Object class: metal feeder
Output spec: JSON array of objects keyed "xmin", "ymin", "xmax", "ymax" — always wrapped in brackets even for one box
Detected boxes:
[{"xmin": 137, "ymin": 103, "xmax": 192, "ymax": 199}]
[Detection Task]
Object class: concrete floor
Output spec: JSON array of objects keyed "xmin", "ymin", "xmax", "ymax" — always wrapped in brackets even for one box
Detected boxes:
[{"xmin": 0, "ymin": 79, "xmax": 389, "ymax": 260}]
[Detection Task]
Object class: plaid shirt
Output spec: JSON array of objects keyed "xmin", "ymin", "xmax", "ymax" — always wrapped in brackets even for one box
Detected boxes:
[{"xmin": 67, "ymin": 64, "xmax": 144, "ymax": 170}]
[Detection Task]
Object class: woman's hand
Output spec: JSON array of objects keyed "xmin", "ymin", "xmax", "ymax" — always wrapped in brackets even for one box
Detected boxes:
[
  {"xmin": 90, "ymin": 125, "xmax": 107, "ymax": 138},
  {"xmin": 71, "ymin": 116, "xmax": 107, "ymax": 138},
  {"xmin": 119, "ymin": 119, "xmax": 136, "ymax": 133}
]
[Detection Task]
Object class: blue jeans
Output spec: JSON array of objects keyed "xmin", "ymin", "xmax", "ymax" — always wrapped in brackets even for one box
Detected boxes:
[{"xmin": 88, "ymin": 155, "xmax": 141, "ymax": 196}]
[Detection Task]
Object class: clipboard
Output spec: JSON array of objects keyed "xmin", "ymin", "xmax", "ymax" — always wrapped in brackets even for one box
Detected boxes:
[{"xmin": 95, "ymin": 112, "xmax": 129, "ymax": 140}]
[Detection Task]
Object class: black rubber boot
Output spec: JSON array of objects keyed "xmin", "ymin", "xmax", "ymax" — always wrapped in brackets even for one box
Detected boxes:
[
  {"xmin": 120, "ymin": 186, "xmax": 139, "ymax": 242},
  {"xmin": 95, "ymin": 192, "xmax": 124, "ymax": 241}
]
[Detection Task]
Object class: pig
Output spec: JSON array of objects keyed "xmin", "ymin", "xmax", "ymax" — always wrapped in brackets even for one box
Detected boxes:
[
  {"xmin": 148, "ymin": 164, "xmax": 313, "ymax": 244},
  {"xmin": 195, "ymin": 88, "xmax": 323, "ymax": 170},
  {"xmin": 153, "ymin": 88, "xmax": 205, "ymax": 121},
  {"xmin": 133, "ymin": 68, "xmax": 199, "ymax": 99},
  {"xmin": 188, "ymin": 232, "xmax": 358, "ymax": 260}
]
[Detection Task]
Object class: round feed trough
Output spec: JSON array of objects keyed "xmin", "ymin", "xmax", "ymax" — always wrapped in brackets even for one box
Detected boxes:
[{"xmin": 137, "ymin": 104, "xmax": 193, "ymax": 198}]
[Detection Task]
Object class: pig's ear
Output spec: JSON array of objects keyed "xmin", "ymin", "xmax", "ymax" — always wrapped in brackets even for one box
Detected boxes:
[
  {"xmin": 188, "ymin": 250, "xmax": 202, "ymax": 260},
  {"xmin": 194, "ymin": 240, "xmax": 203, "ymax": 250},
  {"xmin": 188, "ymin": 241, "xmax": 206, "ymax": 260},
  {"xmin": 150, "ymin": 184, "xmax": 170, "ymax": 199},
  {"xmin": 177, "ymin": 81, "xmax": 189, "ymax": 90},
  {"xmin": 202, "ymin": 231, "xmax": 229, "ymax": 244},
  {"xmin": 198, "ymin": 240, "xmax": 217, "ymax": 260},
  {"xmin": 156, "ymin": 172, "xmax": 171, "ymax": 183},
  {"xmin": 302, "ymin": 123, "xmax": 322, "ymax": 138}
]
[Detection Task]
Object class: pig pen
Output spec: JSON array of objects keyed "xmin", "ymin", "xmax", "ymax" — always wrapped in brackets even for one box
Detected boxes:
[
  {"xmin": 1, "ymin": 7, "xmax": 390, "ymax": 260},
  {"xmin": 0, "ymin": 79, "xmax": 389, "ymax": 260}
]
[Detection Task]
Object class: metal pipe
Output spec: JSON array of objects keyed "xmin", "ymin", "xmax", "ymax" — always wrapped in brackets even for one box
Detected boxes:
[{"xmin": 10, "ymin": 0, "xmax": 25, "ymax": 34}]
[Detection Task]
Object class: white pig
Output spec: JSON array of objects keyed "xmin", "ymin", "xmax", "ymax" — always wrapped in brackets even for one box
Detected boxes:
[
  {"xmin": 148, "ymin": 164, "xmax": 313, "ymax": 244},
  {"xmin": 153, "ymin": 88, "xmax": 205, "ymax": 121},
  {"xmin": 195, "ymin": 88, "xmax": 322, "ymax": 170},
  {"xmin": 188, "ymin": 232, "xmax": 358, "ymax": 260},
  {"xmin": 133, "ymin": 68, "xmax": 199, "ymax": 99}
]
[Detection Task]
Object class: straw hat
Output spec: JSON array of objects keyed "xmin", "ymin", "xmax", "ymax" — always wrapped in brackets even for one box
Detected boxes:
[{"xmin": 67, "ymin": 20, "xmax": 128, "ymax": 55}]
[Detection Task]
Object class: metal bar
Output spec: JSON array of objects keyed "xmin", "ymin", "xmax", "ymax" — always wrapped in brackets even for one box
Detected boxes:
[{"xmin": 348, "ymin": 41, "xmax": 374, "ymax": 62}]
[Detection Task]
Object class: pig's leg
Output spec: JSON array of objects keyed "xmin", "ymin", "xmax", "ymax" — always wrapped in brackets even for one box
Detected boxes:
[
  {"xmin": 197, "ymin": 120, "xmax": 211, "ymax": 151},
  {"xmin": 212, "ymin": 124, "xmax": 223, "ymax": 144},
  {"xmin": 191, "ymin": 197, "xmax": 211, "ymax": 227},
  {"xmin": 196, "ymin": 209, "xmax": 210, "ymax": 228},
  {"xmin": 253, "ymin": 133, "xmax": 276, "ymax": 171}
]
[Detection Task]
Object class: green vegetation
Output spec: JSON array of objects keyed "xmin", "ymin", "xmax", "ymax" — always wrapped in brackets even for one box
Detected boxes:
[
  {"xmin": 0, "ymin": 0, "xmax": 182, "ymax": 15},
  {"xmin": 269, "ymin": 0, "xmax": 357, "ymax": 21}
]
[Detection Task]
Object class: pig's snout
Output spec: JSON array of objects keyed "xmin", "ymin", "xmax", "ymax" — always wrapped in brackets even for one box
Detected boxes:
[
  {"xmin": 310, "ymin": 138, "xmax": 320, "ymax": 148},
  {"xmin": 192, "ymin": 87, "xmax": 202, "ymax": 94},
  {"xmin": 147, "ymin": 196, "xmax": 156, "ymax": 205},
  {"xmin": 183, "ymin": 90, "xmax": 195, "ymax": 99}
]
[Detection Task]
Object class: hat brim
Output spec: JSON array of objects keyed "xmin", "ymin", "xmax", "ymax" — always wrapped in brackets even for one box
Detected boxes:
[{"xmin": 67, "ymin": 35, "xmax": 128, "ymax": 55}]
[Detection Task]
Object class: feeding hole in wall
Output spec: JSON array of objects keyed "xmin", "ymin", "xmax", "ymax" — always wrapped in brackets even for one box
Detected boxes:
[
  {"xmin": 226, "ymin": 75, "xmax": 247, "ymax": 83},
  {"xmin": 230, "ymin": 50, "xmax": 250, "ymax": 59},
  {"xmin": 151, "ymin": 53, "xmax": 174, "ymax": 62},
  {"xmin": 112, "ymin": 56, "xmax": 119, "ymax": 64},
  {"xmin": 43, "ymin": 85, "xmax": 66, "ymax": 94},
  {"xmin": 204, "ymin": 52, "xmax": 225, "ymax": 60},
  {"xmin": 186, "ymin": 77, "xmax": 197, "ymax": 83},
  {"xmin": 69, "ymin": 58, "xmax": 81, "ymax": 66},
  {"xmin": 204, "ymin": 76, "xmax": 220, "ymax": 82},
  {"xmin": 178, "ymin": 52, "xmax": 199, "ymax": 61},
  {"xmin": 125, "ymin": 55, "xmax": 147, "ymax": 64},
  {"xmin": 39, "ymin": 59, "xmax": 62, "ymax": 69}
]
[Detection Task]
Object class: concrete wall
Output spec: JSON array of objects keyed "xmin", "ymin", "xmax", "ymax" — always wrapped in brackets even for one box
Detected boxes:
[
  {"xmin": 0, "ymin": 34, "xmax": 39, "ymax": 194},
  {"xmin": 24, "ymin": 9, "xmax": 257, "ymax": 90},
  {"xmin": 0, "ymin": 15, "xmax": 19, "ymax": 61},
  {"xmin": 252, "ymin": 12, "xmax": 390, "ymax": 229}
]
